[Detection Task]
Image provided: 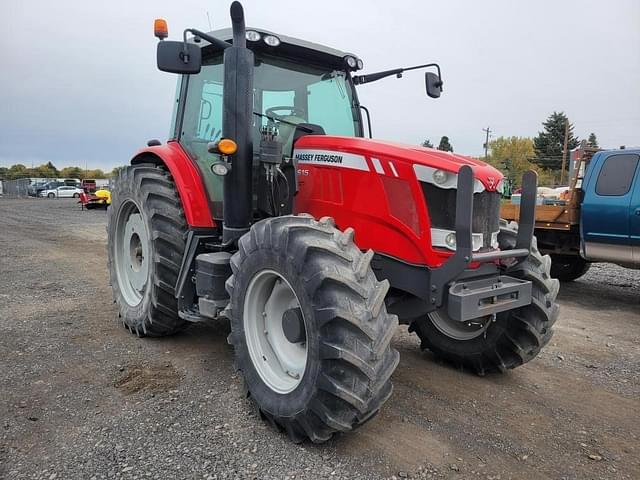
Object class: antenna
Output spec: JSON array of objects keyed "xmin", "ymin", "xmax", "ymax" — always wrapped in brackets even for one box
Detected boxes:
[{"xmin": 206, "ymin": 11, "xmax": 212, "ymax": 30}]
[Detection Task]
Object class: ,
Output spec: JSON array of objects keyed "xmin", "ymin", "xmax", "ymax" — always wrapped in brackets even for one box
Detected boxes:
[{"xmin": 106, "ymin": 1, "xmax": 558, "ymax": 443}]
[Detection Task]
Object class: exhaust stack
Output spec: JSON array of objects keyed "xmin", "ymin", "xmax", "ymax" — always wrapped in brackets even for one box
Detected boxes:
[{"xmin": 222, "ymin": 1, "xmax": 254, "ymax": 244}]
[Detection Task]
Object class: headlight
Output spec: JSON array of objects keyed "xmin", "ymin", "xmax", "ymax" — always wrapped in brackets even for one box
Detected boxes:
[
  {"xmin": 356, "ymin": 58, "xmax": 364, "ymax": 70},
  {"xmin": 445, "ymin": 232, "xmax": 457, "ymax": 250},
  {"xmin": 263, "ymin": 35, "xmax": 280, "ymax": 47},
  {"xmin": 344, "ymin": 55, "xmax": 357, "ymax": 69},
  {"xmin": 430, "ymin": 228, "xmax": 488, "ymax": 252},
  {"xmin": 246, "ymin": 30, "xmax": 261, "ymax": 42},
  {"xmin": 414, "ymin": 164, "xmax": 486, "ymax": 193},
  {"xmin": 211, "ymin": 162, "xmax": 230, "ymax": 176},
  {"xmin": 433, "ymin": 169, "xmax": 448, "ymax": 185}
]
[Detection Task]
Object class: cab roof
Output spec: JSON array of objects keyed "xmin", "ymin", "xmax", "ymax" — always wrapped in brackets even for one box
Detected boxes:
[{"xmin": 196, "ymin": 27, "xmax": 360, "ymax": 70}]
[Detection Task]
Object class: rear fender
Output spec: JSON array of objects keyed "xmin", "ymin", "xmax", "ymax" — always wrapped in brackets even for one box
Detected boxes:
[{"xmin": 130, "ymin": 141, "xmax": 215, "ymax": 228}]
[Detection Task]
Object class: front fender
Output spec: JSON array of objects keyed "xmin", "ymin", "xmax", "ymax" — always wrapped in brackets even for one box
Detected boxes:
[{"xmin": 131, "ymin": 141, "xmax": 215, "ymax": 228}]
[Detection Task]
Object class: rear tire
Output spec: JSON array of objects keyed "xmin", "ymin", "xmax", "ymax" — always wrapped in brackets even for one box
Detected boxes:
[
  {"xmin": 73, "ymin": 193, "xmax": 80, "ymax": 198},
  {"xmin": 410, "ymin": 221, "xmax": 560, "ymax": 375},
  {"xmin": 107, "ymin": 163, "xmax": 189, "ymax": 336},
  {"xmin": 226, "ymin": 215, "xmax": 399, "ymax": 443},
  {"xmin": 550, "ymin": 254, "xmax": 590, "ymax": 282}
]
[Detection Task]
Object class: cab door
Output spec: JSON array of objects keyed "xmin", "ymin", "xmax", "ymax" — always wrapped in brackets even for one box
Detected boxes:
[
  {"xmin": 582, "ymin": 152, "xmax": 639, "ymax": 264},
  {"xmin": 631, "ymin": 160, "xmax": 640, "ymax": 265},
  {"xmin": 178, "ymin": 55, "xmax": 225, "ymax": 219}
]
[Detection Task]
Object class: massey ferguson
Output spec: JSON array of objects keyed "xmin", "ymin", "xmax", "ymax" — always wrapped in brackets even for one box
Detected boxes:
[{"xmin": 107, "ymin": 2, "xmax": 559, "ymax": 442}]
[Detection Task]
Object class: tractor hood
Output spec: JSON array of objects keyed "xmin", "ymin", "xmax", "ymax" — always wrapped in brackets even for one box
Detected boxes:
[{"xmin": 294, "ymin": 135, "xmax": 504, "ymax": 192}]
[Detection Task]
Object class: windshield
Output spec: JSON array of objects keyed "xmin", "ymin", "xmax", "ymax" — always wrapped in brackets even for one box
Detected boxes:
[
  {"xmin": 254, "ymin": 54, "xmax": 361, "ymax": 138},
  {"xmin": 179, "ymin": 53, "xmax": 361, "ymax": 147}
]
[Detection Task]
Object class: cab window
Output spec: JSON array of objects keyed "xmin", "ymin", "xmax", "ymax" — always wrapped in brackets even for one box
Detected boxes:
[
  {"xmin": 180, "ymin": 56, "xmax": 225, "ymax": 218},
  {"xmin": 307, "ymin": 75, "xmax": 356, "ymax": 136},
  {"xmin": 253, "ymin": 55, "xmax": 360, "ymax": 155},
  {"xmin": 595, "ymin": 154, "xmax": 639, "ymax": 196}
]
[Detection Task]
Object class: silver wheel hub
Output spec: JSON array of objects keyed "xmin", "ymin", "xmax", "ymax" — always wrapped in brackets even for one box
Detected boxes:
[
  {"xmin": 114, "ymin": 201, "xmax": 150, "ymax": 307},
  {"xmin": 429, "ymin": 308, "xmax": 493, "ymax": 341},
  {"xmin": 244, "ymin": 270, "xmax": 308, "ymax": 394}
]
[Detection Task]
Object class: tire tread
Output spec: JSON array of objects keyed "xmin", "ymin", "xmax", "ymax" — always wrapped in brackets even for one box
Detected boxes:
[
  {"xmin": 410, "ymin": 222, "xmax": 559, "ymax": 374},
  {"xmin": 107, "ymin": 163, "xmax": 188, "ymax": 337},
  {"xmin": 226, "ymin": 215, "xmax": 398, "ymax": 443}
]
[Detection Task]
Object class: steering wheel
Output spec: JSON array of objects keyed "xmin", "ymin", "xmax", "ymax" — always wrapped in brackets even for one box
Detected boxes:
[{"xmin": 265, "ymin": 106, "xmax": 306, "ymax": 121}]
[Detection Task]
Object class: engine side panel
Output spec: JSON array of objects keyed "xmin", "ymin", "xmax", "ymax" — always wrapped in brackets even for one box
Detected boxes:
[
  {"xmin": 293, "ymin": 135, "xmax": 503, "ymax": 267},
  {"xmin": 295, "ymin": 156, "xmax": 431, "ymax": 264},
  {"xmin": 131, "ymin": 141, "xmax": 215, "ymax": 228},
  {"xmin": 293, "ymin": 138, "xmax": 441, "ymax": 266}
]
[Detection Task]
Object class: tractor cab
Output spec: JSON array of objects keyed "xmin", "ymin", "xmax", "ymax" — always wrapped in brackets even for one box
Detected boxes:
[
  {"xmin": 195, "ymin": 27, "xmax": 366, "ymax": 144},
  {"xmin": 157, "ymin": 21, "xmax": 442, "ymax": 226},
  {"xmin": 172, "ymin": 28, "xmax": 365, "ymax": 218}
]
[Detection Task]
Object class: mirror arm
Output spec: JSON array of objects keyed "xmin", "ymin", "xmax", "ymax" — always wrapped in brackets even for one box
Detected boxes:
[
  {"xmin": 184, "ymin": 28, "xmax": 232, "ymax": 52},
  {"xmin": 404, "ymin": 63, "xmax": 442, "ymax": 78},
  {"xmin": 354, "ymin": 62, "xmax": 443, "ymax": 90},
  {"xmin": 353, "ymin": 68, "xmax": 403, "ymax": 85}
]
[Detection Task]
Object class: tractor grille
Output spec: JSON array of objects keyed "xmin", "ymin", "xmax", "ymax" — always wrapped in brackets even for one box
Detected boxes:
[{"xmin": 420, "ymin": 183, "xmax": 501, "ymax": 249}]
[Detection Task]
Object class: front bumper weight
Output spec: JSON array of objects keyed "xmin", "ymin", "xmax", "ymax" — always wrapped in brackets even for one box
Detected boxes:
[
  {"xmin": 447, "ymin": 274, "xmax": 532, "ymax": 322},
  {"xmin": 429, "ymin": 166, "xmax": 538, "ymax": 310}
]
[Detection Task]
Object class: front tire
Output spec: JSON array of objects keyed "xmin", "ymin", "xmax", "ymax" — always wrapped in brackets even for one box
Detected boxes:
[
  {"xmin": 107, "ymin": 163, "xmax": 188, "ymax": 336},
  {"xmin": 550, "ymin": 254, "xmax": 590, "ymax": 282},
  {"xmin": 226, "ymin": 215, "xmax": 399, "ymax": 443},
  {"xmin": 410, "ymin": 221, "xmax": 560, "ymax": 375},
  {"xmin": 48, "ymin": 193, "xmax": 55, "ymax": 198}
]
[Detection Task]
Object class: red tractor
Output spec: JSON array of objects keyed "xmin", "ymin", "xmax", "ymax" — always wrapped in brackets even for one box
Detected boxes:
[{"xmin": 107, "ymin": 2, "xmax": 559, "ymax": 443}]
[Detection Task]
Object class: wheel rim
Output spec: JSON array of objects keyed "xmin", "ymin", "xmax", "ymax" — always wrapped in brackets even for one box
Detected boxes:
[
  {"xmin": 113, "ymin": 200, "xmax": 150, "ymax": 307},
  {"xmin": 429, "ymin": 308, "xmax": 491, "ymax": 341},
  {"xmin": 243, "ymin": 270, "xmax": 308, "ymax": 394}
]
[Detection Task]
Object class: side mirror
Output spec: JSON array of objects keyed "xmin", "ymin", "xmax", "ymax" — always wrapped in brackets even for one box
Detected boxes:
[
  {"xmin": 157, "ymin": 41, "xmax": 202, "ymax": 74},
  {"xmin": 425, "ymin": 71, "xmax": 443, "ymax": 98}
]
